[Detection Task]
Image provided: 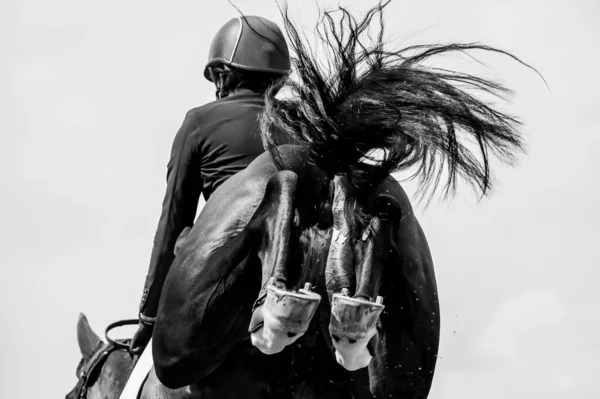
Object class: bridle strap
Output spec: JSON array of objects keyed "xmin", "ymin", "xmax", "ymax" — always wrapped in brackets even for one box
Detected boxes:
[{"xmin": 78, "ymin": 342, "xmax": 116, "ymax": 399}]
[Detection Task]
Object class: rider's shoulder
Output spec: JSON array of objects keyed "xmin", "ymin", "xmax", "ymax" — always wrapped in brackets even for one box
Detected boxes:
[
  {"xmin": 181, "ymin": 96, "xmax": 246, "ymax": 123},
  {"xmin": 180, "ymin": 92, "xmax": 263, "ymax": 134},
  {"xmin": 183, "ymin": 100, "xmax": 219, "ymax": 122}
]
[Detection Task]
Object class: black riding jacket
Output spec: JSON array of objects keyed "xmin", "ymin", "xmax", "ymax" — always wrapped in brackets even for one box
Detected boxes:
[{"xmin": 139, "ymin": 88, "xmax": 272, "ymax": 318}]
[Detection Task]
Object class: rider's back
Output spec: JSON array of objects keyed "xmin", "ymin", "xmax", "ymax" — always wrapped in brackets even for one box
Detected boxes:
[{"xmin": 187, "ymin": 88, "xmax": 267, "ymax": 200}]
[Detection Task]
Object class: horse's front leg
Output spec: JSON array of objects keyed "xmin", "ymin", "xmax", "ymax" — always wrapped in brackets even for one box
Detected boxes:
[
  {"xmin": 326, "ymin": 180, "xmax": 391, "ymax": 371},
  {"xmin": 328, "ymin": 216, "xmax": 386, "ymax": 371},
  {"xmin": 247, "ymin": 170, "xmax": 321, "ymax": 355}
]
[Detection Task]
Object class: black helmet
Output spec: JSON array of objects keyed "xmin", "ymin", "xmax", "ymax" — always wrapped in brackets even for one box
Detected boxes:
[{"xmin": 204, "ymin": 16, "xmax": 291, "ymax": 82}]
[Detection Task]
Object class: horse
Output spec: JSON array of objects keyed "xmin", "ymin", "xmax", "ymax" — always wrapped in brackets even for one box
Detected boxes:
[
  {"xmin": 69, "ymin": 2, "xmax": 541, "ymax": 398},
  {"xmin": 151, "ymin": 134, "xmax": 444, "ymax": 398},
  {"xmin": 68, "ymin": 153, "xmax": 439, "ymax": 399}
]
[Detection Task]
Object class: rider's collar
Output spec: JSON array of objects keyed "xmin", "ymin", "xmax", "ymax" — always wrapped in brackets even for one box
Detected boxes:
[{"xmin": 220, "ymin": 87, "xmax": 264, "ymax": 100}]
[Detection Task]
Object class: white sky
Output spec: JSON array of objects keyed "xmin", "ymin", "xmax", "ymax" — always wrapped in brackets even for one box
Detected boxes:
[{"xmin": 2, "ymin": 0, "xmax": 599, "ymax": 398}]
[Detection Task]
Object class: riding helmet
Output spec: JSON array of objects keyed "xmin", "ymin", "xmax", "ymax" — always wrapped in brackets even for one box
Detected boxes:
[{"xmin": 204, "ymin": 16, "xmax": 291, "ymax": 81}]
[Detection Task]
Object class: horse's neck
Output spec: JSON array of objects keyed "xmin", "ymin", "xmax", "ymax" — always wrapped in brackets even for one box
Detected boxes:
[{"xmin": 86, "ymin": 350, "xmax": 133, "ymax": 399}]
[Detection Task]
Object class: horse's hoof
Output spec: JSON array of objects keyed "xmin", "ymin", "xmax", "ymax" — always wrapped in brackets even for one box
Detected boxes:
[
  {"xmin": 250, "ymin": 283, "xmax": 321, "ymax": 355},
  {"xmin": 329, "ymin": 293, "xmax": 385, "ymax": 370}
]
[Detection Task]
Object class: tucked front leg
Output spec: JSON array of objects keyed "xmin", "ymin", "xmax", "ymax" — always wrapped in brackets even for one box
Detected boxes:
[
  {"xmin": 247, "ymin": 171, "xmax": 322, "ymax": 355},
  {"xmin": 329, "ymin": 216, "xmax": 386, "ymax": 371}
]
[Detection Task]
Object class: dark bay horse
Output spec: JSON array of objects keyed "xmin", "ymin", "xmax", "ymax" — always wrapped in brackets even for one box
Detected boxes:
[
  {"xmin": 152, "ymin": 144, "xmax": 441, "ymax": 398},
  {"xmin": 69, "ymin": 2, "xmax": 541, "ymax": 398}
]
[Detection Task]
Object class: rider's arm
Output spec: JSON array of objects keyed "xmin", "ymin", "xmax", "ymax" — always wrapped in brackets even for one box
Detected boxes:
[{"xmin": 139, "ymin": 111, "xmax": 203, "ymax": 319}]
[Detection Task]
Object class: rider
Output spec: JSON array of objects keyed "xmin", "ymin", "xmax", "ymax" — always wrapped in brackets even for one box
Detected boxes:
[{"xmin": 130, "ymin": 15, "xmax": 291, "ymax": 355}]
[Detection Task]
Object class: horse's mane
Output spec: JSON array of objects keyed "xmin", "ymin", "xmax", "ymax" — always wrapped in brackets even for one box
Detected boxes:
[{"xmin": 259, "ymin": 0, "xmax": 543, "ymax": 226}]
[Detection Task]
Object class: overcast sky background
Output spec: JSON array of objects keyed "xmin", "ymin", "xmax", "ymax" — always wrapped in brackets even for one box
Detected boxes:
[{"xmin": 2, "ymin": 0, "xmax": 599, "ymax": 398}]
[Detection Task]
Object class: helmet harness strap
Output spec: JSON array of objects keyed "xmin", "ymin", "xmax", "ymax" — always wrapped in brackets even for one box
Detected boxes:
[
  {"xmin": 217, "ymin": 73, "xmax": 226, "ymax": 99},
  {"xmin": 209, "ymin": 66, "xmax": 231, "ymax": 100}
]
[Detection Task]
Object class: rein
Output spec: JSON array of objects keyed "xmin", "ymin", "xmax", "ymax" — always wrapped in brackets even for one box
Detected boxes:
[
  {"xmin": 75, "ymin": 319, "xmax": 138, "ymax": 399},
  {"xmin": 105, "ymin": 319, "xmax": 138, "ymax": 350}
]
